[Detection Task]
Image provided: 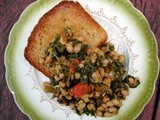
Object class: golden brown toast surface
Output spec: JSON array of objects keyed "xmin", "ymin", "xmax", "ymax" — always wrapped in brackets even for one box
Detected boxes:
[{"xmin": 24, "ymin": 1, "xmax": 108, "ymax": 78}]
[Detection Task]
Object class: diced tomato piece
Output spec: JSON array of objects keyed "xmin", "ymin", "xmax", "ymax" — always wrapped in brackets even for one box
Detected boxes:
[
  {"xmin": 67, "ymin": 59, "xmax": 80, "ymax": 74},
  {"xmin": 69, "ymin": 63, "xmax": 75, "ymax": 73},
  {"xmin": 67, "ymin": 62, "xmax": 75, "ymax": 74},
  {"xmin": 73, "ymin": 82, "xmax": 90, "ymax": 98},
  {"xmin": 71, "ymin": 59, "xmax": 80, "ymax": 66}
]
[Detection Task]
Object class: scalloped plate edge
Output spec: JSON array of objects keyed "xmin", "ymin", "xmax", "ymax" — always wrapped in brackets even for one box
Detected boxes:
[{"xmin": 4, "ymin": 0, "xmax": 159, "ymax": 120}]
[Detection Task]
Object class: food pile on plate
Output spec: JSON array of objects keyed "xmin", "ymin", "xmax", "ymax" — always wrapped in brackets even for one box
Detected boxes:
[{"xmin": 24, "ymin": 1, "xmax": 140, "ymax": 117}]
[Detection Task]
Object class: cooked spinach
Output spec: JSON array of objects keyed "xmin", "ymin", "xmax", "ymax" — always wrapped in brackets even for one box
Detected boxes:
[
  {"xmin": 102, "ymin": 43, "xmax": 115, "ymax": 53},
  {"xmin": 65, "ymin": 44, "xmax": 88, "ymax": 60},
  {"xmin": 45, "ymin": 47, "xmax": 50, "ymax": 56},
  {"xmin": 43, "ymin": 33, "xmax": 141, "ymax": 117},
  {"xmin": 96, "ymin": 98, "xmax": 103, "ymax": 107},
  {"xmin": 96, "ymin": 56, "xmax": 106, "ymax": 67},
  {"xmin": 117, "ymin": 72, "xmax": 126, "ymax": 81},
  {"xmin": 124, "ymin": 75, "xmax": 140, "ymax": 88},
  {"xmin": 111, "ymin": 81, "xmax": 128, "ymax": 93},
  {"xmin": 112, "ymin": 60, "xmax": 124, "ymax": 72},
  {"xmin": 78, "ymin": 44, "xmax": 88, "ymax": 60},
  {"xmin": 108, "ymin": 94, "xmax": 116, "ymax": 100},
  {"xmin": 60, "ymin": 65, "xmax": 69, "ymax": 77},
  {"xmin": 78, "ymin": 62, "xmax": 98, "ymax": 83},
  {"xmin": 68, "ymin": 39, "xmax": 81, "ymax": 45},
  {"xmin": 50, "ymin": 76, "xmax": 59, "ymax": 86},
  {"xmin": 83, "ymin": 108, "xmax": 95, "ymax": 116},
  {"xmin": 68, "ymin": 53, "xmax": 78, "ymax": 59},
  {"xmin": 109, "ymin": 44, "xmax": 115, "ymax": 51},
  {"xmin": 47, "ymin": 35, "xmax": 68, "ymax": 59}
]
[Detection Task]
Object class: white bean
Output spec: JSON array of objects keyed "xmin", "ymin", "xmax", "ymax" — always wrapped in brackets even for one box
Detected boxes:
[
  {"xmin": 59, "ymin": 81, "xmax": 66, "ymax": 88},
  {"xmin": 59, "ymin": 37, "xmax": 66, "ymax": 45},
  {"xmin": 129, "ymin": 77, "xmax": 134, "ymax": 84},
  {"xmin": 104, "ymin": 112, "xmax": 112, "ymax": 117},
  {"xmin": 77, "ymin": 36, "xmax": 86, "ymax": 42},
  {"xmin": 121, "ymin": 90, "xmax": 129, "ymax": 96},
  {"xmin": 99, "ymin": 68, "xmax": 105, "ymax": 77},
  {"xmin": 55, "ymin": 64, "xmax": 62, "ymax": 72},
  {"xmin": 78, "ymin": 100, "xmax": 83, "ymax": 104},
  {"xmin": 103, "ymin": 77, "xmax": 111, "ymax": 88},
  {"xmin": 81, "ymin": 94, "xmax": 89, "ymax": 102},
  {"xmin": 118, "ymin": 55, "xmax": 125, "ymax": 63},
  {"xmin": 77, "ymin": 103, "xmax": 86, "ymax": 110},
  {"xmin": 97, "ymin": 106, "xmax": 105, "ymax": 111},
  {"xmin": 70, "ymin": 103, "xmax": 75, "ymax": 109},
  {"xmin": 66, "ymin": 43, "xmax": 73, "ymax": 53},
  {"xmin": 109, "ymin": 51, "xmax": 118, "ymax": 60},
  {"xmin": 79, "ymin": 63, "xmax": 84, "ymax": 68},
  {"xmin": 106, "ymin": 101, "xmax": 114, "ymax": 107},
  {"xmin": 87, "ymin": 103, "xmax": 95, "ymax": 111},
  {"xmin": 94, "ymin": 91, "xmax": 100, "ymax": 98},
  {"xmin": 60, "ymin": 88, "xmax": 66, "ymax": 95},
  {"xmin": 90, "ymin": 55, "xmax": 97, "ymax": 63},
  {"xmin": 103, "ymin": 59, "xmax": 109, "ymax": 66},
  {"xmin": 109, "ymin": 107, "xmax": 118, "ymax": 113},
  {"xmin": 42, "ymin": 82, "xmax": 54, "ymax": 92},
  {"xmin": 96, "ymin": 110, "xmax": 102, "ymax": 117},
  {"xmin": 54, "ymin": 75, "xmax": 60, "ymax": 81},
  {"xmin": 87, "ymin": 48, "xmax": 92, "ymax": 55},
  {"xmin": 97, "ymin": 50, "xmax": 104, "ymax": 56},
  {"xmin": 65, "ymin": 94, "xmax": 72, "ymax": 100},
  {"xmin": 112, "ymin": 99, "xmax": 119, "ymax": 106},
  {"xmin": 74, "ymin": 44, "xmax": 81, "ymax": 53},
  {"xmin": 102, "ymin": 103, "xmax": 107, "ymax": 108},
  {"xmin": 103, "ymin": 97, "xmax": 110, "ymax": 103},
  {"xmin": 75, "ymin": 72, "xmax": 80, "ymax": 79},
  {"xmin": 92, "ymin": 71, "xmax": 102, "ymax": 83},
  {"xmin": 59, "ymin": 56, "xmax": 66, "ymax": 63},
  {"xmin": 59, "ymin": 73, "xmax": 64, "ymax": 79}
]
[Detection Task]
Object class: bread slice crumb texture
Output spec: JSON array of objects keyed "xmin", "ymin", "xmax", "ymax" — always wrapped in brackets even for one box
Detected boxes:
[{"xmin": 24, "ymin": 1, "xmax": 107, "ymax": 78}]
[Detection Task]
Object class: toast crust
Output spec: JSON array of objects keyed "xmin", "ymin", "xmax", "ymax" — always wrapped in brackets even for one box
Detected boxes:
[{"xmin": 24, "ymin": 1, "xmax": 108, "ymax": 78}]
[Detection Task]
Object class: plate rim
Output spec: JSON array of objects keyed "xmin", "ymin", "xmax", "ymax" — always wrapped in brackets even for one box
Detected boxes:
[{"xmin": 4, "ymin": 0, "xmax": 159, "ymax": 120}]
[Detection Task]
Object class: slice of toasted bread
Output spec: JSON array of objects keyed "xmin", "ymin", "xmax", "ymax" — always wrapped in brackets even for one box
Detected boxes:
[{"xmin": 24, "ymin": 1, "xmax": 108, "ymax": 78}]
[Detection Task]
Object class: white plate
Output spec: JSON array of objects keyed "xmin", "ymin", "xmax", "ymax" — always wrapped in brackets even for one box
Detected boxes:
[{"xmin": 5, "ymin": 0, "xmax": 159, "ymax": 120}]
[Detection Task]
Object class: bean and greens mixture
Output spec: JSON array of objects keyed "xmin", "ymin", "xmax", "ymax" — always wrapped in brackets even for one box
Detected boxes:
[{"xmin": 42, "ymin": 28, "xmax": 140, "ymax": 117}]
